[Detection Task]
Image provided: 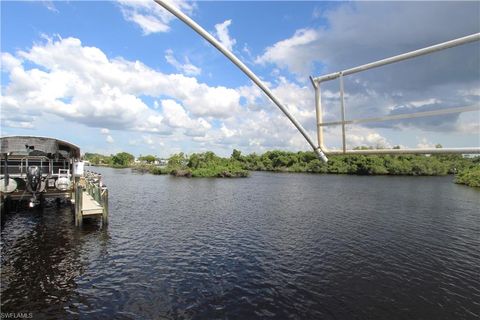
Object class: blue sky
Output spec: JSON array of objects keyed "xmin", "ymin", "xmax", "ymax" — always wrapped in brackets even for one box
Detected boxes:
[{"xmin": 1, "ymin": 1, "xmax": 479, "ymax": 157}]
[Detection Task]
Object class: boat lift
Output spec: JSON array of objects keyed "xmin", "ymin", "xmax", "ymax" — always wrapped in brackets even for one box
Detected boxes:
[
  {"xmin": 310, "ymin": 33, "xmax": 480, "ymax": 155},
  {"xmin": 155, "ymin": 1, "xmax": 479, "ymax": 162}
]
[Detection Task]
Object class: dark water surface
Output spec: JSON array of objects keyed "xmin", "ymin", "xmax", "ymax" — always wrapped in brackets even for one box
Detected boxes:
[{"xmin": 1, "ymin": 168, "xmax": 479, "ymax": 319}]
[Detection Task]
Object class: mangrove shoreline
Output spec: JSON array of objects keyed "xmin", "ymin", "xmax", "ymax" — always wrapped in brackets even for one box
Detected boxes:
[{"xmin": 85, "ymin": 150, "xmax": 480, "ymax": 187}]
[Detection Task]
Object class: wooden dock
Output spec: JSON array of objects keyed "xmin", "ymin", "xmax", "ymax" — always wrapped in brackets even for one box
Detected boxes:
[
  {"xmin": 73, "ymin": 171, "xmax": 108, "ymax": 227},
  {"xmin": 81, "ymin": 192, "xmax": 104, "ymax": 215}
]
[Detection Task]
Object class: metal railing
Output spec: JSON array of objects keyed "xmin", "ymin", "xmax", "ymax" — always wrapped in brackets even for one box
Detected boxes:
[
  {"xmin": 154, "ymin": 0, "xmax": 479, "ymax": 160},
  {"xmin": 310, "ymin": 33, "xmax": 480, "ymax": 155}
]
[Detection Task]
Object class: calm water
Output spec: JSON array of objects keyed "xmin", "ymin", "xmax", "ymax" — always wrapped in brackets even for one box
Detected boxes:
[{"xmin": 1, "ymin": 168, "xmax": 479, "ymax": 319}]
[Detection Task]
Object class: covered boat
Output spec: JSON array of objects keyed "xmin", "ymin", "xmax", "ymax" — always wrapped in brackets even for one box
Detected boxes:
[{"xmin": 1, "ymin": 136, "xmax": 83, "ymax": 210}]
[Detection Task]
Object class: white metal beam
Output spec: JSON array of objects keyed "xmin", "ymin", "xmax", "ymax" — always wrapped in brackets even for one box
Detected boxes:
[
  {"xmin": 312, "ymin": 33, "xmax": 480, "ymax": 155},
  {"xmin": 324, "ymin": 147, "xmax": 480, "ymax": 155},
  {"xmin": 154, "ymin": 0, "xmax": 328, "ymax": 162},
  {"xmin": 313, "ymin": 33, "xmax": 480, "ymax": 83},
  {"xmin": 318, "ymin": 105, "xmax": 480, "ymax": 127}
]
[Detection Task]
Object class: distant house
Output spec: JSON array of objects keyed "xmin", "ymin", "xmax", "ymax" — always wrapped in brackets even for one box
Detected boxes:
[
  {"xmin": 158, "ymin": 159, "xmax": 168, "ymax": 166},
  {"xmin": 134, "ymin": 157, "xmax": 168, "ymax": 166}
]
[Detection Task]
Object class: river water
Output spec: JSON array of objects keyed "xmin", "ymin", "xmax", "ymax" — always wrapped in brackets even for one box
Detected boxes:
[{"xmin": 1, "ymin": 168, "xmax": 479, "ymax": 319}]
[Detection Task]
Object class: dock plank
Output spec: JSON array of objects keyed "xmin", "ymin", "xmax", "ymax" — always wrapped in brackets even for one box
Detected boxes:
[{"xmin": 81, "ymin": 192, "xmax": 103, "ymax": 215}]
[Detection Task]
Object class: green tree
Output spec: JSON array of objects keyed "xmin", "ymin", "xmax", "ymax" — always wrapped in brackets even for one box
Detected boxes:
[
  {"xmin": 84, "ymin": 152, "xmax": 111, "ymax": 165},
  {"xmin": 111, "ymin": 152, "xmax": 134, "ymax": 166},
  {"xmin": 139, "ymin": 155, "xmax": 157, "ymax": 163},
  {"xmin": 167, "ymin": 153, "xmax": 187, "ymax": 169},
  {"xmin": 455, "ymin": 165, "xmax": 480, "ymax": 187},
  {"xmin": 231, "ymin": 149, "xmax": 242, "ymax": 161}
]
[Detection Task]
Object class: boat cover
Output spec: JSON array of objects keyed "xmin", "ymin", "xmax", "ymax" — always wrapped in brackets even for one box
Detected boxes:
[{"xmin": 0, "ymin": 136, "xmax": 81, "ymax": 158}]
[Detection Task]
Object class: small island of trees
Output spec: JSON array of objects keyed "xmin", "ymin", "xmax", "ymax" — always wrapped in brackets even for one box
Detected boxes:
[{"xmin": 83, "ymin": 149, "xmax": 480, "ymax": 187}]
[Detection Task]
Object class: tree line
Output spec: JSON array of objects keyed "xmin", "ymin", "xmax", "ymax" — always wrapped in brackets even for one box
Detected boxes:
[
  {"xmin": 231, "ymin": 149, "xmax": 478, "ymax": 176},
  {"xmin": 84, "ymin": 152, "xmax": 155, "ymax": 167},
  {"xmin": 84, "ymin": 149, "xmax": 480, "ymax": 186}
]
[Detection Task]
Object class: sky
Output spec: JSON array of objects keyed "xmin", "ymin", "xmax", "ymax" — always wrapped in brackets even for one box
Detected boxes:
[{"xmin": 1, "ymin": 0, "xmax": 479, "ymax": 158}]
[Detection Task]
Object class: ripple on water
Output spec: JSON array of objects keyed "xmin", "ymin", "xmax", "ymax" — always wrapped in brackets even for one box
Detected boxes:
[{"xmin": 1, "ymin": 171, "xmax": 479, "ymax": 319}]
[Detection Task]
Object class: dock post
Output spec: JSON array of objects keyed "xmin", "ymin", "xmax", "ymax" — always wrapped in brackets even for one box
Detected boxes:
[
  {"xmin": 74, "ymin": 185, "xmax": 79, "ymax": 226},
  {"xmin": 74, "ymin": 185, "xmax": 78, "ymax": 225},
  {"xmin": 96, "ymin": 185, "xmax": 101, "ymax": 203},
  {"xmin": 75, "ymin": 185, "xmax": 83, "ymax": 227},
  {"xmin": 102, "ymin": 188, "xmax": 109, "ymax": 227}
]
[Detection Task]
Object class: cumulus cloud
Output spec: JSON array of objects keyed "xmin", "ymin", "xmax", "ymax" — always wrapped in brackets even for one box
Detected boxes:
[
  {"xmin": 0, "ymin": 94, "xmax": 37, "ymax": 130},
  {"xmin": 346, "ymin": 128, "xmax": 392, "ymax": 150},
  {"xmin": 1, "ymin": 52, "xmax": 22, "ymax": 71},
  {"xmin": 4, "ymin": 2, "xmax": 477, "ymax": 158},
  {"xmin": 165, "ymin": 49, "xmax": 201, "ymax": 76},
  {"xmin": 256, "ymin": 28, "xmax": 318, "ymax": 75},
  {"xmin": 2, "ymin": 35, "xmax": 311, "ymax": 154},
  {"xmin": 255, "ymin": 2, "xmax": 480, "ymax": 137},
  {"xmin": 214, "ymin": 19, "xmax": 236, "ymax": 51},
  {"xmin": 116, "ymin": 0, "xmax": 194, "ymax": 35},
  {"xmin": 257, "ymin": 2, "xmax": 479, "ymax": 77},
  {"xmin": 416, "ymin": 137, "xmax": 436, "ymax": 149},
  {"xmin": 1, "ymin": 36, "xmax": 243, "ymax": 134},
  {"xmin": 106, "ymin": 135, "xmax": 114, "ymax": 144},
  {"xmin": 160, "ymin": 99, "xmax": 211, "ymax": 136}
]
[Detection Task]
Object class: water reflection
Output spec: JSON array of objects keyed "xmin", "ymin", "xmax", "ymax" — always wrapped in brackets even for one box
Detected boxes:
[
  {"xmin": 1, "ymin": 169, "xmax": 479, "ymax": 319},
  {"xmin": 1, "ymin": 202, "xmax": 109, "ymax": 317}
]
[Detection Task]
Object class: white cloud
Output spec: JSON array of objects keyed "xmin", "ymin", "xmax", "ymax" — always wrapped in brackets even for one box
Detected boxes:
[
  {"xmin": 255, "ymin": 2, "xmax": 479, "ymax": 138},
  {"xmin": 142, "ymin": 135, "xmax": 154, "ymax": 145},
  {"xmin": 214, "ymin": 19, "xmax": 236, "ymax": 51},
  {"xmin": 1, "ymin": 36, "xmax": 244, "ymax": 134},
  {"xmin": 256, "ymin": 2, "xmax": 479, "ymax": 78},
  {"xmin": 116, "ymin": 0, "xmax": 194, "ymax": 35},
  {"xmin": 312, "ymin": 6, "xmax": 322, "ymax": 19},
  {"xmin": 271, "ymin": 78, "xmax": 316, "ymax": 128},
  {"xmin": 106, "ymin": 135, "xmax": 114, "ymax": 143},
  {"xmin": 1, "ymin": 52, "xmax": 23, "ymax": 71},
  {"xmin": 165, "ymin": 49, "xmax": 201, "ymax": 76},
  {"xmin": 328, "ymin": 127, "xmax": 393, "ymax": 150},
  {"xmin": 459, "ymin": 87, "xmax": 480, "ymax": 97},
  {"xmin": 409, "ymin": 98, "xmax": 441, "ymax": 108},
  {"xmin": 242, "ymin": 43, "xmax": 252, "ymax": 56},
  {"xmin": 456, "ymin": 121, "xmax": 480, "ymax": 134},
  {"xmin": 42, "ymin": 1, "xmax": 58, "ymax": 13},
  {"xmin": 161, "ymin": 99, "xmax": 211, "ymax": 136},
  {"xmin": 2, "ymin": 120, "xmax": 35, "ymax": 129},
  {"xmin": 416, "ymin": 137, "xmax": 435, "ymax": 149},
  {"xmin": 238, "ymin": 83, "xmax": 263, "ymax": 106},
  {"xmin": 4, "ymin": 25, "xmax": 475, "ymax": 157},
  {"xmin": 129, "ymin": 12, "xmax": 170, "ymax": 33},
  {"xmin": 220, "ymin": 124, "xmax": 235, "ymax": 138},
  {"xmin": 256, "ymin": 28, "xmax": 318, "ymax": 75}
]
